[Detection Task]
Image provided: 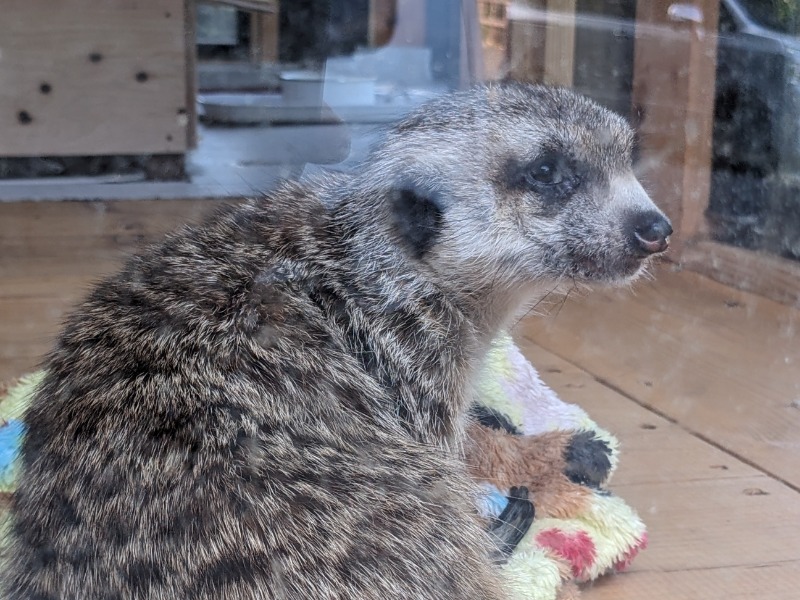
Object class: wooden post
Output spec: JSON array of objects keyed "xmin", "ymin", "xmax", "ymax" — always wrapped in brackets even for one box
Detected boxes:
[
  {"xmin": 543, "ymin": 0, "xmax": 575, "ymax": 87},
  {"xmin": 507, "ymin": 1, "xmax": 546, "ymax": 83},
  {"xmin": 248, "ymin": 2, "xmax": 279, "ymax": 63},
  {"xmin": 631, "ymin": 0, "xmax": 720, "ymax": 256},
  {"xmin": 391, "ymin": 0, "xmax": 427, "ymax": 46},
  {"xmin": 184, "ymin": 0, "xmax": 198, "ymax": 149},
  {"xmin": 369, "ymin": 0, "xmax": 397, "ymax": 48}
]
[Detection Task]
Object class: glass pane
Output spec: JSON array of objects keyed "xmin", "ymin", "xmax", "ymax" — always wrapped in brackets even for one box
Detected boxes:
[{"xmin": 1, "ymin": 2, "xmax": 797, "ymax": 600}]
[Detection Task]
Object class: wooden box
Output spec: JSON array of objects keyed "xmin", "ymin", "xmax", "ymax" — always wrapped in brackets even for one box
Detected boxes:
[{"xmin": 0, "ymin": 0, "xmax": 194, "ymax": 158}]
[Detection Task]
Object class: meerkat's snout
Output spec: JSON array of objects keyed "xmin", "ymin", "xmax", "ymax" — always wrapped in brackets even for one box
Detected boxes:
[
  {"xmin": 613, "ymin": 176, "xmax": 673, "ymax": 260},
  {"xmin": 627, "ymin": 210, "xmax": 673, "ymax": 256}
]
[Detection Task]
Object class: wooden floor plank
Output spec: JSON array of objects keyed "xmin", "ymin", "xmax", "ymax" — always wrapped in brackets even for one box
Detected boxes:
[
  {"xmin": 512, "ymin": 343, "xmax": 800, "ymax": 598},
  {"xmin": 0, "ymin": 198, "xmax": 219, "ymax": 239},
  {"xmin": 513, "ymin": 338, "xmax": 761, "ymax": 486},
  {"xmin": 612, "ymin": 476, "xmax": 800, "ymax": 571},
  {"xmin": 2, "ymin": 199, "xmax": 799, "ymax": 599},
  {"xmin": 583, "ymin": 561, "xmax": 800, "ymax": 600},
  {"xmin": 518, "ymin": 267, "xmax": 800, "ymax": 490}
]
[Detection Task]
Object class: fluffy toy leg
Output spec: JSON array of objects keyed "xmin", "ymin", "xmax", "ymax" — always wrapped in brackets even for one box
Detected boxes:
[{"xmin": 466, "ymin": 423, "xmax": 614, "ymax": 519}]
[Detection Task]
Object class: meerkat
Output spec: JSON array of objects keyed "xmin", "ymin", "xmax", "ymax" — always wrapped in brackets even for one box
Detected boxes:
[{"xmin": 2, "ymin": 83, "xmax": 671, "ymax": 600}]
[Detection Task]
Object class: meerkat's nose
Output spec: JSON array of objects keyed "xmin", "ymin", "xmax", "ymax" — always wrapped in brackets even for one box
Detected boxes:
[{"xmin": 629, "ymin": 211, "xmax": 673, "ymax": 255}]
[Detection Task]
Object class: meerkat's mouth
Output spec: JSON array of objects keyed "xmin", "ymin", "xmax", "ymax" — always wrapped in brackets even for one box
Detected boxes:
[{"xmin": 565, "ymin": 250, "xmax": 652, "ymax": 284}]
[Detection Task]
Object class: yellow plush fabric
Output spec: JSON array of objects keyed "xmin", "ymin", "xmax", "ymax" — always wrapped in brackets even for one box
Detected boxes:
[{"xmin": 476, "ymin": 334, "xmax": 647, "ymax": 600}]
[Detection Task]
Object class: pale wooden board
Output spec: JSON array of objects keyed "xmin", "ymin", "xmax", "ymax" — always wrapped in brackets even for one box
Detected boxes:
[
  {"xmin": 0, "ymin": 0, "xmax": 189, "ymax": 156},
  {"xmin": 514, "ymin": 343, "xmax": 800, "ymax": 597},
  {"xmin": 543, "ymin": 0, "xmax": 575, "ymax": 87},
  {"xmin": 0, "ymin": 199, "xmax": 221, "ymax": 380},
  {"xmin": 682, "ymin": 241, "xmax": 800, "ymax": 308},
  {"xmin": 0, "ymin": 290, "xmax": 91, "ymax": 381},
  {"xmin": 611, "ymin": 476, "xmax": 800, "ymax": 572},
  {"xmin": 514, "ymin": 338, "xmax": 762, "ymax": 486},
  {"xmin": 0, "ymin": 199, "xmax": 220, "ymax": 238},
  {"xmin": 583, "ymin": 562, "xmax": 800, "ymax": 600},
  {"xmin": 507, "ymin": 15, "xmax": 547, "ymax": 83},
  {"xmin": 519, "ymin": 267, "xmax": 800, "ymax": 490}
]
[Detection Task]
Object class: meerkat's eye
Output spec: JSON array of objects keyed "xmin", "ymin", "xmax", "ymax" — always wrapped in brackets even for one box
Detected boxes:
[
  {"xmin": 533, "ymin": 162, "xmax": 558, "ymax": 184},
  {"xmin": 503, "ymin": 151, "xmax": 581, "ymax": 200},
  {"xmin": 527, "ymin": 153, "xmax": 569, "ymax": 186}
]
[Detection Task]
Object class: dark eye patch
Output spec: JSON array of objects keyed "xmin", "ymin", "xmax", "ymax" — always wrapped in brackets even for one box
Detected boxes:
[{"xmin": 503, "ymin": 151, "xmax": 582, "ymax": 203}]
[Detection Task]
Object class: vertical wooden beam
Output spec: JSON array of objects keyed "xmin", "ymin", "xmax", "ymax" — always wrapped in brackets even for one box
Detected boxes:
[
  {"xmin": 184, "ymin": 0, "xmax": 198, "ymax": 149},
  {"xmin": 461, "ymin": 0, "xmax": 485, "ymax": 85},
  {"xmin": 392, "ymin": 0, "xmax": 426, "ymax": 46},
  {"xmin": 427, "ymin": 0, "xmax": 462, "ymax": 87},
  {"xmin": 507, "ymin": 1, "xmax": 547, "ymax": 84},
  {"xmin": 368, "ymin": 0, "xmax": 397, "ymax": 48},
  {"xmin": 680, "ymin": 3, "xmax": 720, "ymax": 245},
  {"xmin": 249, "ymin": 2, "xmax": 279, "ymax": 63},
  {"xmin": 543, "ymin": 0, "xmax": 575, "ymax": 87},
  {"xmin": 631, "ymin": 0, "xmax": 720, "ymax": 256}
]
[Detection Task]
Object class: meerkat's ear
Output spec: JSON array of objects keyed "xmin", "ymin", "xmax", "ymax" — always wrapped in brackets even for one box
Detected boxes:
[{"xmin": 387, "ymin": 181, "xmax": 446, "ymax": 259}]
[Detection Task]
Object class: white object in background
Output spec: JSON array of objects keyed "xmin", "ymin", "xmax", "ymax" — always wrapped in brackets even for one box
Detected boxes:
[
  {"xmin": 280, "ymin": 71, "xmax": 377, "ymax": 108},
  {"xmin": 667, "ymin": 3, "xmax": 704, "ymax": 25}
]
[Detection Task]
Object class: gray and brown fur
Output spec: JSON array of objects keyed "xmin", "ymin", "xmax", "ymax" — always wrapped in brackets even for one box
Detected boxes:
[{"xmin": 2, "ymin": 83, "xmax": 670, "ymax": 599}]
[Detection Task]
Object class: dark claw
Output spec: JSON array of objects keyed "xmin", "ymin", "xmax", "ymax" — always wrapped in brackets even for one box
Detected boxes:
[{"xmin": 487, "ymin": 486, "xmax": 535, "ymax": 564}]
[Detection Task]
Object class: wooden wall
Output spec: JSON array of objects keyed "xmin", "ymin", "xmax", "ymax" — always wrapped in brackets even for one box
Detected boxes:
[{"xmin": 0, "ymin": 0, "xmax": 193, "ymax": 157}]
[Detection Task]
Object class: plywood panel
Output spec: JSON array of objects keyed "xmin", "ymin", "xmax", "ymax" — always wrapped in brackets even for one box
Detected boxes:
[{"xmin": 0, "ymin": 0, "xmax": 190, "ymax": 156}]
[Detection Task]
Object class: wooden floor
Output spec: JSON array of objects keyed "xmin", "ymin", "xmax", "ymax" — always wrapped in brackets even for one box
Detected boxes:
[{"xmin": 2, "ymin": 198, "xmax": 799, "ymax": 598}]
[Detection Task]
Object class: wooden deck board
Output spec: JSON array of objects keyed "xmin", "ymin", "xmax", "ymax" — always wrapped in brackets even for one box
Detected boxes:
[
  {"xmin": 518, "ymin": 267, "xmax": 800, "ymax": 491},
  {"xmin": 513, "ymin": 342, "xmax": 800, "ymax": 597},
  {"xmin": 1, "ymin": 198, "xmax": 799, "ymax": 598},
  {"xmin": 584, "ymin": 562, "xmax": 800, "ymax": 599},
  {"xmin": 513, "ymin": 340, "xmax": 762, "ymax": 485}
]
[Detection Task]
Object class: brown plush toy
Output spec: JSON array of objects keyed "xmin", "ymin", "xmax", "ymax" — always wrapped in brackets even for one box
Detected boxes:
[
  {"xmin": 463, "ymin": 333, "xmax": 648, "ymax": 600},
  {"xmin": 467, "ymin": 417, "xmax": 614, "ymax": 519}
]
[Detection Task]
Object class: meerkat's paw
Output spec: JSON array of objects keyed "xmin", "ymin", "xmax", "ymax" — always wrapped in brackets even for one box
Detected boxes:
[{"xmin": 562, "ymin": 430, "xmax": 613, "ymax": 489}]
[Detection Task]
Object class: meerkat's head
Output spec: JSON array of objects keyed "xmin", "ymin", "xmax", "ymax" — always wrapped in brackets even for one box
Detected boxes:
[{"xmin": 364, "ymin": 83, "xmax": 671, "ymax": 303}]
